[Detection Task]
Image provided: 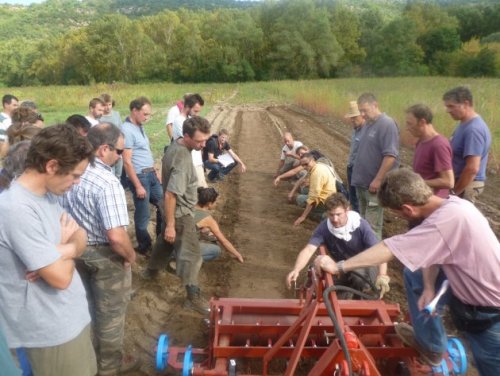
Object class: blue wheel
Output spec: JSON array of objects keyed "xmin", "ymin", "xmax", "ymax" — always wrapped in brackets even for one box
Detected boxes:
[
  {"xmin": 447, "ymin": 337, "xmax": 467, "ymax": 375},
  {"xmin": 183, "ymin": 345, "xmax": 193, "ymax": 376},
  {"xmin": 432, "ymin": 359, "xmax": 449, "ymax": 376},
  {"xmin": 155, "ymin": 334, "xmax": 169, "ymax": 371}
]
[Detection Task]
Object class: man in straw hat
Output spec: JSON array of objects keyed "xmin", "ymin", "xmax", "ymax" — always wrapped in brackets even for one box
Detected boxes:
[{"xmin": 344, "ymin": 101, "xmax": 366, "ymax": 213}]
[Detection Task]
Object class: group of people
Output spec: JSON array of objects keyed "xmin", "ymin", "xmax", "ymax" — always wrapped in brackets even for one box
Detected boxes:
[
  {"xmin": 0, "ymin": 92, "xmax": 246, "ymax": 376},
  {"xmin": 283, "ymin": 87, "xmax": 498, "ymax": 376},
  {"xmin": 0, "ymin": 85, "xmax": 498, "ymax": 376}
]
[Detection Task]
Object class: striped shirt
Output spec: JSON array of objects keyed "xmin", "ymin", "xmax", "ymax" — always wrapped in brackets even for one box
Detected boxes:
[{"xmin": 61, "ymin": 159, "xmax": 129, "ymax": 245}]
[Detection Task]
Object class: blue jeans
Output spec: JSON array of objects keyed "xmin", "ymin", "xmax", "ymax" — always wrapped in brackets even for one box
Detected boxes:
[
  {"xmin": 346, "ymin": 165, "xmax": 359, "ymax": 213},
  {"xmin": 404, "ymin": 268, "xmax": 449, "ymax": 354},
  {"xmin": 204, "ymin": 160, "xmax": 237, "ymax": 181},
  {"xmin": 405, "ymin": 268, "xmax": 500, "ymax": 376},
  {"xmin": 200, "ymin": 242, "xmax": 221, "ymax": 262},
  {"xmin": 129, "ymin": 171, "xmax": 163, "ymax": 252}
]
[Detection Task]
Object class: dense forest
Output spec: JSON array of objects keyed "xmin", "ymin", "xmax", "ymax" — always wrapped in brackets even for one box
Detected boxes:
[{"xmin": 0, "ymin": 0, "xmax": 498, "ymax": 86}]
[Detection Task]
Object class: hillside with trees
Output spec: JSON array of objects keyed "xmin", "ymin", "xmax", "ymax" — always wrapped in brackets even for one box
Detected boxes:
[{"xmin": 0, "ymin": 0, "xmax": 498, "ymax": 86}]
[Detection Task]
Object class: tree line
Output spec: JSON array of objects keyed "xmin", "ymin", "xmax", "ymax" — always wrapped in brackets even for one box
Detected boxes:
[{"xmin": 0, "ymin": 0, "xmax": 499, "ymax": 86}]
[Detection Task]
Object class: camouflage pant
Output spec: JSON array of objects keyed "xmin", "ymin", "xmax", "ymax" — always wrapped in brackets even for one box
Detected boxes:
[
  {"xmin": 76, "ymin": 245, "xmax": 131, "ymax": 374},
  {"xmin": 356, "ymin": 187, "xmax": 384, "ymax": 241}
]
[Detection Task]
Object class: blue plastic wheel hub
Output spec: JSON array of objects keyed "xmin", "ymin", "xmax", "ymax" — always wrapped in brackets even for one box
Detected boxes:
[{"xmin": 155, "ymin": 334, "xmax": 169, "ymax": 371}]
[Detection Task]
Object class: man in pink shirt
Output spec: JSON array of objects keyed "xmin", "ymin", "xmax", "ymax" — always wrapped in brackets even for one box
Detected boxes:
[
  {"xmin": 405, "ymin": 104, "xmax": 454, "ymax": 198},
  {"xmin": 314, "ymin": 169, "xmax": 499, "ymax": 376}
]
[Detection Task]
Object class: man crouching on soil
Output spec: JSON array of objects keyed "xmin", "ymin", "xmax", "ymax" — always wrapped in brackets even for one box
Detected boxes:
[
  {"xmin": 314, "ymin": 169, "xmax": 500, "ymax": 376},
  {"xmin": 287, "ymin": 193, "xmax": 389, "ymax": 299},
  {"xmin": 143, "ymin": 116, "xmax": 211, "ymax": 315}
]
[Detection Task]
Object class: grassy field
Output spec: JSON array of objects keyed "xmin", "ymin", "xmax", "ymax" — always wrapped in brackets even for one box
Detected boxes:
[{"xmin": 8, "ymin": 77, "xmax": 499, "ymax": 163}]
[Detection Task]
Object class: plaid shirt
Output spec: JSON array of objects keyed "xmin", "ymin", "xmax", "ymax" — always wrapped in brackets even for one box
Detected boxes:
[{"xmin": 62, "ymin": 159, "xmax": 129, "ymax": 245}]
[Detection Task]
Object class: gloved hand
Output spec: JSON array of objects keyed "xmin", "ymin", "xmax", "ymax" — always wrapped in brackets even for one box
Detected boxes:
[{"xmin": 375, "ymin": 275, "xmax": 391, "ymax": 299}]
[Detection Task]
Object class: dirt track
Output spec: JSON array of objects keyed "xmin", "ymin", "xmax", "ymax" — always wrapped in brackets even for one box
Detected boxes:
[{"xmin": 124, "ymin": 103, "xmax": 496, "ymax": 375}]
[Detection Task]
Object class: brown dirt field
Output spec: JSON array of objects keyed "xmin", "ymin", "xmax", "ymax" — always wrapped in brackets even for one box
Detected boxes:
[{"xmin": 123, "ymin": 104, "xmax": 497, "ymax": 375}]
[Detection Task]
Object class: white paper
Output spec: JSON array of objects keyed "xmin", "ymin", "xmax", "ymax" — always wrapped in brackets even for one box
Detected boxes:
[{"xmin": 218, "ymin": 153, "xmax": 235, "ymax": 167}]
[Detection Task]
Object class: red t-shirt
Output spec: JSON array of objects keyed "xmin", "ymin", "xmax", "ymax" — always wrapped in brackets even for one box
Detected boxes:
[{"xmin": 413, "ymin": 135, "xmax": 452, "ymax": 198}]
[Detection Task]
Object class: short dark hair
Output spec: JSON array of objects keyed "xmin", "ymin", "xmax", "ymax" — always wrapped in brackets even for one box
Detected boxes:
[
  {"xmin": 89, "ymin": 97, "xmax": 104, "ymax": 109},
  {"xmin": 184, "ymin": 93, "xmax": 204, "ymax": 108},
  {"xmin": 7, "ymin": 122, "xmax": 41, "ymax": 145},
  {"xmin": 129, "ymin": 96, "xmax": 151, "ymax": 111},
  {"xmin": 66, "ymin": 114, "xmax": 91, "ymax": 134},
  {"xmin": 0, "ymin": 141, "xmax": 31, "ymax": 190},
  {"xmin": 296, "ymin": 145, "xmax": 309, "ymax": 155},
  {"xmin": 87, "ymin": 123, "xmax": 122, "ymax": 151},
  {"xmin": 442, "ymin": 86, "xmax": 473, "ymax": 106},
  {"xmin": 2, "ymin": 94, "xmax": 18, "ymax": 106},
  {"xmin": 197, "ymin": 187, "xmax": 219, "ymax": 206},
  {"xmin": 24, "ymin": 124, "xmax": 94, "ymax": 175},
  {"xmin": 11, "ymin": 107, "xmax": 39, "ymax": 124},
  {"xmin": 183, "ymin": 116, "xmax": 211, "ymax": 138},
  {"xmin": 325, "ymin": 193, "xmax": 350, "ymax": 211},
  {"xmin": 357, "ymin": 93, "xmax": 377, "ymax": 105},
  {"xmin": 406, "ymin": 104, "xmax": 433, "ymax": 124}
]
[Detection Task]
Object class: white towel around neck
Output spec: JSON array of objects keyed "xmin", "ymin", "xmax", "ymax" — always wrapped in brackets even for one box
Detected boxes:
[{"xmin": 327, "ymin": 210, "xmax": 361, "ymax": 241}]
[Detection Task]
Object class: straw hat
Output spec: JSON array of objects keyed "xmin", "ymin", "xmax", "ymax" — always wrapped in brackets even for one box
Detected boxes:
[{"xmin": 345, "ymin": 101, "xmax": 361, "ymax": 118}]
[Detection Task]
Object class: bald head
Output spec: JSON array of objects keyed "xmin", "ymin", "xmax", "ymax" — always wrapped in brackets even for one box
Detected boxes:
[{"xmin": 283, "ymin": 132, "xmax": 294, "ymax": 148}]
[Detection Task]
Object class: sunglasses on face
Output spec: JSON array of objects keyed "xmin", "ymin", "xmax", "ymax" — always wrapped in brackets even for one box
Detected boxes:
[{"xmin": 107, "ymin": 144, "xmax": 124, "ymax": 155}]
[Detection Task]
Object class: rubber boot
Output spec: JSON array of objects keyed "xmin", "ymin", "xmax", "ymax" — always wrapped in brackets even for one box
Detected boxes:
[{"xmin": 184, "ymin": 285, "xmax": 210, "ymax": 315}]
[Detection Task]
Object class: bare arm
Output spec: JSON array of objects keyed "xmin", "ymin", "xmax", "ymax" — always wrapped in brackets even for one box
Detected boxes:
[
  {"xmin": 228, "ymin": 149, "xmax": 246, "ymax": 173},
  {"xmin": 417, "ymin": 265, "xmax": 440, "ymax": 310},
  {"xmin": 274, "ymin": 165, "xmax": 305, "ymax": 186},
  {"xmin": 369, "ymin": 156, "xmax": 396, "ymax": 193},
  {"xmin": 453, "ymin": 156, "xmax": 480, "ymax": 195},
  {"xmin": 199, "ymin": 216, "xmax": 243, "ymax": 262},
  {"xmin": 286, "ymin": 244, "xmax": 317, "ymax": 288},
  {"xmin": 314, "ymin": 241, "xmax": 394, "ymax": 275},
  {"xmin": 207, "ymin": 152, "xmax": 218, "ymax": 164},
  {"xmin": 166, "ymin": 123, "xmax": 173, "ymax": 139},
  {"xmin": 425, "ymin": 169, "xmax": 454, "ymax": 190},
  {"xmin": 107, "ymin": 227, "xmax": 136, "ymax": 265},
  {"xmin": 275, "ymin": 160, "xmax": 285, "ymax": 177},
  {"xmin": 122, "ymin": 149, "xmax": 145, "ymax": 199},
  {"xmin": 294, "ymin": 202, "xmax": 314, "ymax": 226},
  {"xmin": 164, "ymin": 191, "xmax": 177, "ymax": 243}
]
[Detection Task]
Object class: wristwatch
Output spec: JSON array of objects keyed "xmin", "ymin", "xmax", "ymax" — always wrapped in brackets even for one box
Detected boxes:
[{"xmin": 336, "ymin": 260, "xmax": 345, "ymax": 274}]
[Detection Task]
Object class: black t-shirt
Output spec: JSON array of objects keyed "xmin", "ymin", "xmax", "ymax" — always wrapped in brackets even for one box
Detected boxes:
[{"xmin": 203, "ymin": 135, "xmax": 231, "ymax": 161}]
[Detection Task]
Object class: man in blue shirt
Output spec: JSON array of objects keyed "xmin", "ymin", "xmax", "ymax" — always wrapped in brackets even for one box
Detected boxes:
[
  {"xmin": 443, "ymin": 86, "xmax": 491, "ymax": 203},
  {"xmin": 122, "ymin": 97, "xmax": 163, "ymax": 255},
  {"xmin": 286, "ymin": 193, "xmax": 389, "ymax": 298}
]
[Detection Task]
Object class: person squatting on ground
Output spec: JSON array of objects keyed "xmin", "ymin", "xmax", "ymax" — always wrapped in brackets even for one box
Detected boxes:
[
  {"xmin": 351, "ymin": 93, "xmax": 399, "ymax": 240},
  {"xmin": 313, "ymin": 169, "xmax": 500, "ymax": 376},
  {"xmin": 274, "ymin": 132, "xmax": 303, "ymax": 178},
  {"xmin": 194, "ymin": 187, "xmax": 244, "ymax": 263},
  {"xmin": 273, "ymin": 144, "xmax": 309, "ymax": 187},
  {"xmin": 293, "ymin": 152, "xmax": 337, "ymax": 226},
  {"xmin": 405, "ymin": 104, "xmax": 454, "ymax": 198},
  {"xmin": 203, "ymin": 128, "xmax": 246, "ymax": 182},
  {"xmin": 443, "ymin": 86, "xmax": 491, "ymax": 203},
  {"xmin": 287, "ymin": 193, "xmax": 389, "ymax": 299},
  {"xmin": 62, "ymin": 123, "xmax": 140, "ymax": 375},
  {"xmin": 0, "ymin": 124, "xmax": 97, "ymax": 376},
  {"xmin": 344, "ymin": 101, "xmax": 366, "ymax": 213},
  {"xmin": 122, "ymin": 96, "xmax": 163, "ymax": 255},
  {"xmin": 143, "ymin": 116, "xmax": 212, "ymax": 315}
]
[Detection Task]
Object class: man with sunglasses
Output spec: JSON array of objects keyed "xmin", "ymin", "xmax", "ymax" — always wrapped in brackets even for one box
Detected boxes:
[{"xmin": 62, "ymin": 123, "xmax": 140, "ymax": 375}]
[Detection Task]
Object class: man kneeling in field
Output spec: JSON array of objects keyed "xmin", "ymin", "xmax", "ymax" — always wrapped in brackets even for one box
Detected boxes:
[{"xmin": 287, "ymin": 193, "xmax": 389, "ymax": 298}]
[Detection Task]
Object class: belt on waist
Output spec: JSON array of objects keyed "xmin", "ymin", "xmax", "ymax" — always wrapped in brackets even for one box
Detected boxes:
[
  {"xmin": 88, "ymin": 243, "xmax": 110, "ymax": 247},
  {"xmin": 466, "ymin": 303, "xmax": 500, "ymax": 314},
  {"xmin": 141, "ymin": 167, "xmax": 155, "ymax": 174}
]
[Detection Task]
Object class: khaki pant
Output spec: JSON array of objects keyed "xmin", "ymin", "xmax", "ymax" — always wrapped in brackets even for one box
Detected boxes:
[
  {"xmin": 76, "ymin": 246, "xmax": 131, "ymax": 375},
  {"xmin": 356, "ymin": 187, "xmax": 384, "ymax": 241},
  {"xmin": 460, "ymin": 181, "xmax": 485, "ymax": 203},
  {"xmin": 26, "ymin": 325, "xmax": 97, "ymax": 376}
]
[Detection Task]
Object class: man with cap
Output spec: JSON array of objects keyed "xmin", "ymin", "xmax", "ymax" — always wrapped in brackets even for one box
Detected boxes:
[{"xmin": 345, "ymin": 101, "xmax": 366, "ymax": 213}]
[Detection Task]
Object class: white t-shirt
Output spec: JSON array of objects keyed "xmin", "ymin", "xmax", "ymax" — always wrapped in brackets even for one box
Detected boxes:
[
  {"xmin": 172, "ymin": 114, "xmax": 187, "ymax": 141},
  {"xmin": 166, "ymin": 105, "xmax": 180, "ymax": 126},
  {"xmin": 85, "ymin": 116, "xmax": 99, "ymax": 127},
  {"xmin": 0, "ymin": 112, "xmax": 11, "ymax": 142},
  {"xmin": 281, "ymin": 141, "xmax": 303, "ymax": 160}
]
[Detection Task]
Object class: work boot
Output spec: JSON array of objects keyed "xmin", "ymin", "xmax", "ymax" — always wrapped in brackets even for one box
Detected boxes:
[
  {"xmin": 184, "ymin": 285, "xmax": 210, "ymax": 315},
  {"xmin": 395, "ymin": 322, "xmax": 443, "ymax": 366},
  {"xmin": 141, "ymin": 268, "xmax": 159, "ymax": 280}
]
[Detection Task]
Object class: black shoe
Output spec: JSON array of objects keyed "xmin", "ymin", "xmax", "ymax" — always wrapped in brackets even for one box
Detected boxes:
[
  {"xmin": 134, "ymin": 245, "xmax": 151, "ymax": 256},
  {"xmin": 185, "ymin": 285, "xmax": 210, "ymax": 315},
  {"xmin": 141, "ymin": 268, "xmax": 159, "ymax": 280}
]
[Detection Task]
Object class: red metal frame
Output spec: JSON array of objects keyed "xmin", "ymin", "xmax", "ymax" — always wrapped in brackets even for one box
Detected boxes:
[{"xmin": 162, "ymin": 247, "xmax": 452, "ymax": 375}]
